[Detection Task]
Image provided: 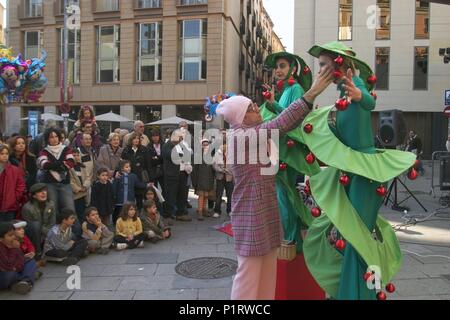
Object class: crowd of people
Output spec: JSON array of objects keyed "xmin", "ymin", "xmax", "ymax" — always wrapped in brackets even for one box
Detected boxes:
[{"xmin": 0, "ymin": 105, "xmax": 234, "ymax": 295}]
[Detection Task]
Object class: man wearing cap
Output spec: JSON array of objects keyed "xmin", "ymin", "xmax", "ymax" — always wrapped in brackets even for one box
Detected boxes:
[
  {"xmin": 216, "ymin": 66, "xmax": 333, "ymax": 300},
  {"xmin": 21, "ymin": 183, "xmax": 56, "ymax": 258}
]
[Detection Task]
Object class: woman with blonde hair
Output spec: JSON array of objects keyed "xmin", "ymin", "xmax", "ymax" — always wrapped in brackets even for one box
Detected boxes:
[{"xmin": 96, "ymin": 132, "xmax": 123, "ymax": 178}]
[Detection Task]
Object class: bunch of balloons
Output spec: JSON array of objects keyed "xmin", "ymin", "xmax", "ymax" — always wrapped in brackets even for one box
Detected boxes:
[
  {"xmin": 204, "ymin": 93, "xmax": 235, "ymax": 122},
  {"xmin": 0, "ymin": 48, "xmax": 48, "ymax": 104}
]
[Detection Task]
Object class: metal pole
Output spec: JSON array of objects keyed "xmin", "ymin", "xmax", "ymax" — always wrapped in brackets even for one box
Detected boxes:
[{"xmin": 63, "ymin": 0, "xmax": 69, "ymax": 134}]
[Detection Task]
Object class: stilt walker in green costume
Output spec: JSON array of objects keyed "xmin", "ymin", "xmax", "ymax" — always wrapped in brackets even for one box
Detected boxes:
[
  {"xmin": 299, "ymin": 41, "xmax": 418, "ymax": 300},
  {"xmin": 260, "ymin": 52, "xmax": 321, "ymax": 252}
]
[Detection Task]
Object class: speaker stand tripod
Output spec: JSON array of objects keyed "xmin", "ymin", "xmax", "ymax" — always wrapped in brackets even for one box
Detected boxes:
[{"xmin": 384, "ymin": 177, "xmax": 428, "ymax": 212}]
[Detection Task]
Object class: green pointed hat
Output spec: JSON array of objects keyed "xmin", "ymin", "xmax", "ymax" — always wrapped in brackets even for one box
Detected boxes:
[
  {"xmin": 309, "ymin": 41, "xmax": 376, "ymax": 91},
  {"xmin": 265, "ymin": 51, "xmax": 312, "ymax": 91}
]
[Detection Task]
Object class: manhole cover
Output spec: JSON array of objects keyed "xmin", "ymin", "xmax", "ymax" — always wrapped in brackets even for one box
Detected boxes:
[{"xmin": 175, "ymin": 257, "xmax": 238, "ymax": 279}]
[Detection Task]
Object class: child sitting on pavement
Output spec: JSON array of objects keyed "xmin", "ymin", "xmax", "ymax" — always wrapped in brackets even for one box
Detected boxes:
[
  {"xmin": 140, "ymin": 200, "xmax": 171, "ymax": 243},
  {"xmin": 114, "ymin": 202, "xmax": 146, "ymax": 250},
  {"xmin": 0, "ymin": 222, "xmax": 39, "ymax": 295},
  {"xmin": 82, "ymin": 207, "xmax": 114, "ymax": 255},
  {"xmin": 12, "ymin": 220, "xmax": 44, "ymax": 277},
  {"xmin": 43, "ymin": 209, "xmax": 89, "ymax": 266}
]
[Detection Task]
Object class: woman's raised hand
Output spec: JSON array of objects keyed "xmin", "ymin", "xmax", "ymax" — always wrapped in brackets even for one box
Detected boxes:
[{"xmin": 304, "ymin": 66, "xmax": 334, "ymax": 103}]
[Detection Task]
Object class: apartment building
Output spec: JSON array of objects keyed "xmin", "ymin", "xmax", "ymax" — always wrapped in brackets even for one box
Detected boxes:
[
  {"xmin": 3, "ymin": 0, "xmax": 284, "ymax": 135},
  {"xmin": 294, "ymin": 0, "xmax": 450, "ymax": 156}
]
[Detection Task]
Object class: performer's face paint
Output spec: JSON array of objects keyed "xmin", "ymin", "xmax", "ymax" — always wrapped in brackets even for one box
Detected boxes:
[{"xmin": 275, "ymin": 58, "xmax": 296, "ymax": 81}]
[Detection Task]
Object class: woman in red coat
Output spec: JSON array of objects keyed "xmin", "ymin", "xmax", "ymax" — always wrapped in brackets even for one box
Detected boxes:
[{"xmin": 0, "ymin": 144, "xmax": 27, "ymax": 222}]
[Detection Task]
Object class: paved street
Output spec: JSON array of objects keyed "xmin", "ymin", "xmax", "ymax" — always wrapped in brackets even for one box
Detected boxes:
[{"xmin": 0, "ymin": 162, "xmax": 449, "ymax": 300}]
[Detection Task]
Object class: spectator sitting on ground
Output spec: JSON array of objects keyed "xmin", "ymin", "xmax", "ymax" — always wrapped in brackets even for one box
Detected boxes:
[
  {"xmin": 114, "ymin": 202, "xmax": 146, "ymax": 250},
  {"xmin": 140, "ymin": 200, "xmax": 171, "ymax": 243},
  {"xmin": 143, "ymin": 186, "xmax": 165, "ymax": 222},
  {"xmin": 12, "ymin": 221, "xmax": 35, "ymax": 261},
  {"xmin": 0, "ymin": 222, "xmax": 39, "ymax": 295},
  {"xmin": 21, "ymin": 183, "xmax": 56, "ymax": 260},
  {"xmin": 43, "ymin": 209, "xmax": 89, "ymax": 266},
  {"xmin": 82, "ymin": 207, "xmax": 114, "ymax": 255}
]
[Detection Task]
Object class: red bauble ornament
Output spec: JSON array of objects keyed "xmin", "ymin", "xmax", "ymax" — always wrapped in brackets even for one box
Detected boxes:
[
  {"xmin": 263, "ymin": 91, "xmax": 271, "ymax": 100},
  {"xmin": 408, "ymin": 168, "xmax": 418, "ymax": 180},
  {"xmin": 304, "ymin": 185, "xmax": 311, "ymax": 195},
  {"xmin": 333, "ymin": 70, "xmax": 343, "ymax": 79},
  {"xmin": 311, "ymin": 207, "xmax": 322, "ymax": 218},
  {"xmin": 363, "ymin": 272, "xmax": 372, "ymax": 282},
  {"xmin": 335, "ymin": 239, "xmax": 346, "ymax": 250},
  {"xmin": 288, "ymin": 78, "xmax": 296, "ymax": 86},
  {"xmin": 334, "ymin": 56, "xmax": 344, "ymax": 66},
  {"xmin": 335, "ymin": 98, "xmax": 349, "ymax": 111},
  {"xmin": 303, "ymin": 66, "xmax": 310, "ymax": 74},
  {"xmin": 305, "ymin": 152, "xmax": 316, "ymax": 164},
  {"xmin": 414, "ymin": 159, "xmax": 421, "ymax": 168},
  {"xmin": 279, "ymin": 163, "xmax": 288, "ymax": 171},
  {"xmin": 385, "ymin": 283, "xmax": 396, "ymax": 293},
  {"xmin": 376, "ymin": 186, "xmax": 387, "ymax": 197},
  {"xmin": 339, "ymin": 174, "xmax": 350, "ymax": 186},
  {"xmin": 303, "ymin": 123, "xmax": 313, "ymax": 134},
  {"xmin": 367, "ymin": 75, "xmax": 377, "ymax": 85},
  {"xmin": 377, "ymin": 291, "xmax": 387, "ymax": 300},
  {"xmin": 371, "ymin": 91, "xmax": 378, "ymax": 100},
  {"xmin": 277, "ymin": 80, "xmax": 284, "ymax": 90},
  {"xmin": 287, "ymin": 140, "xmax": 296, "ymax": 148}
]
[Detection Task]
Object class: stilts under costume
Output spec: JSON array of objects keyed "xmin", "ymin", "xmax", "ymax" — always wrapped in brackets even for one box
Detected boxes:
[
  {"xmin": 259, "ymin": 52, "xmax": 321, "ymax": 252},
  {"xmin": 300, "ymin": 41, "xmax": 417, "ymax": 300}
]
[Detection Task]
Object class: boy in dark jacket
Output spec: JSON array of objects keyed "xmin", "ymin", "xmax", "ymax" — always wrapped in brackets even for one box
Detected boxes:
[{"xmin": 91, "ymin": 168, "xmax": 114, "ymax": 226}]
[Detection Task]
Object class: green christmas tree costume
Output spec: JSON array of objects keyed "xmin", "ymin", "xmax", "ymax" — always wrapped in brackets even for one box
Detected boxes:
[
  {"xmin": 300, "ymin": 42, "xmax": 416, "ymax": 300},
  {"xmin": 260, "ymin": 52, "xmax": 320, "ymax": 252}
]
